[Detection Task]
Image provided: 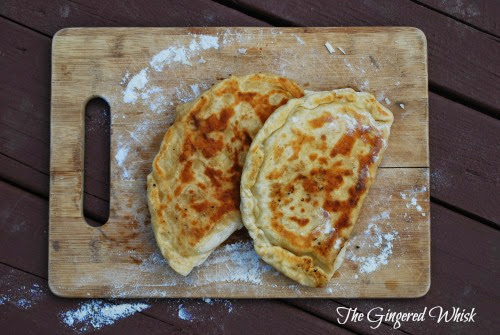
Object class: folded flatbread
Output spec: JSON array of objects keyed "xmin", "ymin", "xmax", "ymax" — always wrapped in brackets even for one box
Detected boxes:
[
  {"xmin": 147, "ymin": 74, "xmax": 304, "ymax": 275},
  {"xmin": 240, "ymin": 89, "xmax": 393, "ymax": 287}
]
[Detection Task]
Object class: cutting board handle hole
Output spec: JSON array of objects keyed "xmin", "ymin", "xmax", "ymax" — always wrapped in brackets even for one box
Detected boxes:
[{"xmin": 84, "ymin": 97, "xmax": 110, "ymax": 227}]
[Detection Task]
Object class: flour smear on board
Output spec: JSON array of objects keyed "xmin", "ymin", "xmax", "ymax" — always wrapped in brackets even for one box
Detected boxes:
[
  {"xmin": 122, "ymin": 34, "xmax": 219, "ymax": 106},
  {"xmin": 400, "ymin": 186, "xmax": 427, "ymax": 216},
  {"xmin": 346, "ymin": 210, "xmax": 399, "ymax": 274}
]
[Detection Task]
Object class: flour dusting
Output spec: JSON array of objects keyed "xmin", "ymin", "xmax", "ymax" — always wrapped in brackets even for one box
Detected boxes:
[
  {"xmin": 199, "ymin": 35, "xmax": 219, "ymax": 50},
  {"xmin": 120, "ymin": 71, "xmax": 130, "ymax": 85},
  {"xmin": 315, "ymin": 208, "xmax": 334, "ymax": 235},
  {"xmin": 292, "ymin": 34, "xmax": 305, "ymax": 45},
  {"xmin": 202, "ymin": 241, "xmax": 276, "ymax": 284},
  {"xmin": 202, "ymin": 298, "xmax": 213, "ymax": 305},
  {"xmin": 178, "ymin": 304, "xmax": 193, "ymax": 321},
  {"xmin": 346, "ymin": 211, "xmax": 398, "ymax": 273},
  {"xmin": 0, "ymin": 282, "xmax": 45, "ymax": 310},
  {"xmin": 400, "ymin": 186, "xmax": 427, "ymax": 216},
  {"xmin": 60, "ymin": 300, "xmax": 150, "ymax": 332},
  {"xmin": 115, "ymin": 146, "xmax": 130, "ymax": 179},
  {"xmin": 123, "ymin": 68, "xmax": 149, "ymax": 104}
]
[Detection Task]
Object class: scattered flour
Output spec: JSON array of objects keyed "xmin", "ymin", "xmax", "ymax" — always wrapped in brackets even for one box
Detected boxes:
[
  {"xmin": 201, "ymin": 241, "xmax": 276, "ymax": 284},
  {"xmin": 359, "ymin": 79, "xmax": 370, "ymax": 91},
  {"xmin": 237, "ymin": 48, "xmax": 247, "ymax": 54},
  {"xmin": 292, "ymin": 34, "xmax": 305, "ymax": 45},
  {"xmin": 120, "ymin": 71, "xmax": 130, "ymax": 85},
  {"xmin": 123, "ymin": 68, "xmax": 149, "ymax": 104},
  {"xmin": 400, "ymin": 186, "xmax": 427, "ymax": 216},
  {"xmin": 178, "ymin": 304, "xmax": 193, "ymax": 321},
  {"xmin": 376, "ymin": 91, "xmax": 385, "ymax": 102},
  {"xmin": 114, "ymin": 146, "xmax": 130, "ymax": 179},
  {"xmin": 60, "ymin": 300, "xmax": 150, "ymax": 332},
  {"xmin": 342, "ymin": 58, "xmax": 367, "ymax": 75},
  {"xmin": 0, "ymin": 282, "xmax": 44, "ymax": 310},
  {"xmin": 384, "ymin": 97, "xmax": 391, "ymax": 105},
  {"xmin": 399, "ymin": 103, "xmax": 405, "ymax": 109},
  {"xmin": 190, "ymin": 84, "xmax": 201, "ymax": 97},
  {"xmin": 60, "ymin": 4, "xmax": 70, "ymax": 18},
  {"xmin": 199, "ymin": 35, "xmax": 219, "ymax": 50},
  {"xmin": 315, "ymin": 208, "xmax": 334, "ymax": 235},
  {"xmin": 346, "ymin": 211, "xmax": 398, "ymax": 273}
]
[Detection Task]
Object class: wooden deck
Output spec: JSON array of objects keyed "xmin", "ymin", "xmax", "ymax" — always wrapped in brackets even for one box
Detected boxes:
[{"xmin": 0, "ymin": 0, "xmax": 498, "ymax": 333}]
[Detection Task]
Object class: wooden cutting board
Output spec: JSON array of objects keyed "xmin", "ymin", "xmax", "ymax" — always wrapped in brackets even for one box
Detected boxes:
[{"xmin": 49, "ymin": 27, "xmax": 430, "ymax": 298}]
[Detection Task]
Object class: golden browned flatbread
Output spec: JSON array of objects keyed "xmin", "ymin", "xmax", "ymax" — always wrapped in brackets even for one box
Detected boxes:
[
  {"xmin": 147, "ymin": 73, "xmax": 304, "ymax": 275},
  {"xmin": 240, "ymin": 89, "xmax": 394, "ymax": 287}
]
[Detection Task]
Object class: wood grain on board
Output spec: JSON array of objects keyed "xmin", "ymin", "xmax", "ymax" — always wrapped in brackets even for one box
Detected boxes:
[
  {"xmin": 49, "ymin": 27, "xmax": 429, "ymax": 298},
  {"xmin": 224, "ymin": 0, "xmax": 500, "ymax": 113}
]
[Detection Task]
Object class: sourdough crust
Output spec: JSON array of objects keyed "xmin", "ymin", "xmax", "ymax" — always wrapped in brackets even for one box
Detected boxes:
[
  {"xmin": 147, "ymin": 73, "xmax": 304, "ymax": 276},
  {"xmin": 240, "ymin": 89, "xmax": 394, "ymax": 287}
]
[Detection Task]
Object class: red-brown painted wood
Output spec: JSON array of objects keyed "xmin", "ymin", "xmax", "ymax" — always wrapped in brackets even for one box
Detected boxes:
[
  {"xmin": 429, "ymin": 93, "xmax": 500, "ymax": 224},
  {"xmin": 0, "ymin": 264, "xmax": 186, "ymax": 334},
  {"xmin": 0, "ymin": 0, "xmax": 265, "ymax": 35},
  {"xmin": 417, "ymin": 0, "xmax": 500, "ymax": 36}
]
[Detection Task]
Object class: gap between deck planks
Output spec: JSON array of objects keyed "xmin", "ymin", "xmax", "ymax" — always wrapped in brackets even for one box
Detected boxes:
[
  {"xmin": 0, "ymin": 16, "xmax": 498, "ymax": 225},
  {"xmin": 1, "ymin": 180, "xmax": 498, "ymax": 333}
]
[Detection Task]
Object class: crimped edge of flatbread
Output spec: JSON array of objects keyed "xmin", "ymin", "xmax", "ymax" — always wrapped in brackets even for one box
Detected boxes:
[{"xmin": 240, "ymin": 89, "xmax": 394, "ymax": 287}]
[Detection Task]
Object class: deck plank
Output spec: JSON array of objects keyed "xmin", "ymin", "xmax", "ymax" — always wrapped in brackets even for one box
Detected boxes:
[
  {"xmin": 429, "ymin": 93, "xmax": 500, "ymax": 224},
  {"xmin": 0, "ymin": 0, "xmax": 264, "ymax": 35},
  {"xmin": 417, "ymin": 0, "xmax": 500, "ymax": 36}
]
